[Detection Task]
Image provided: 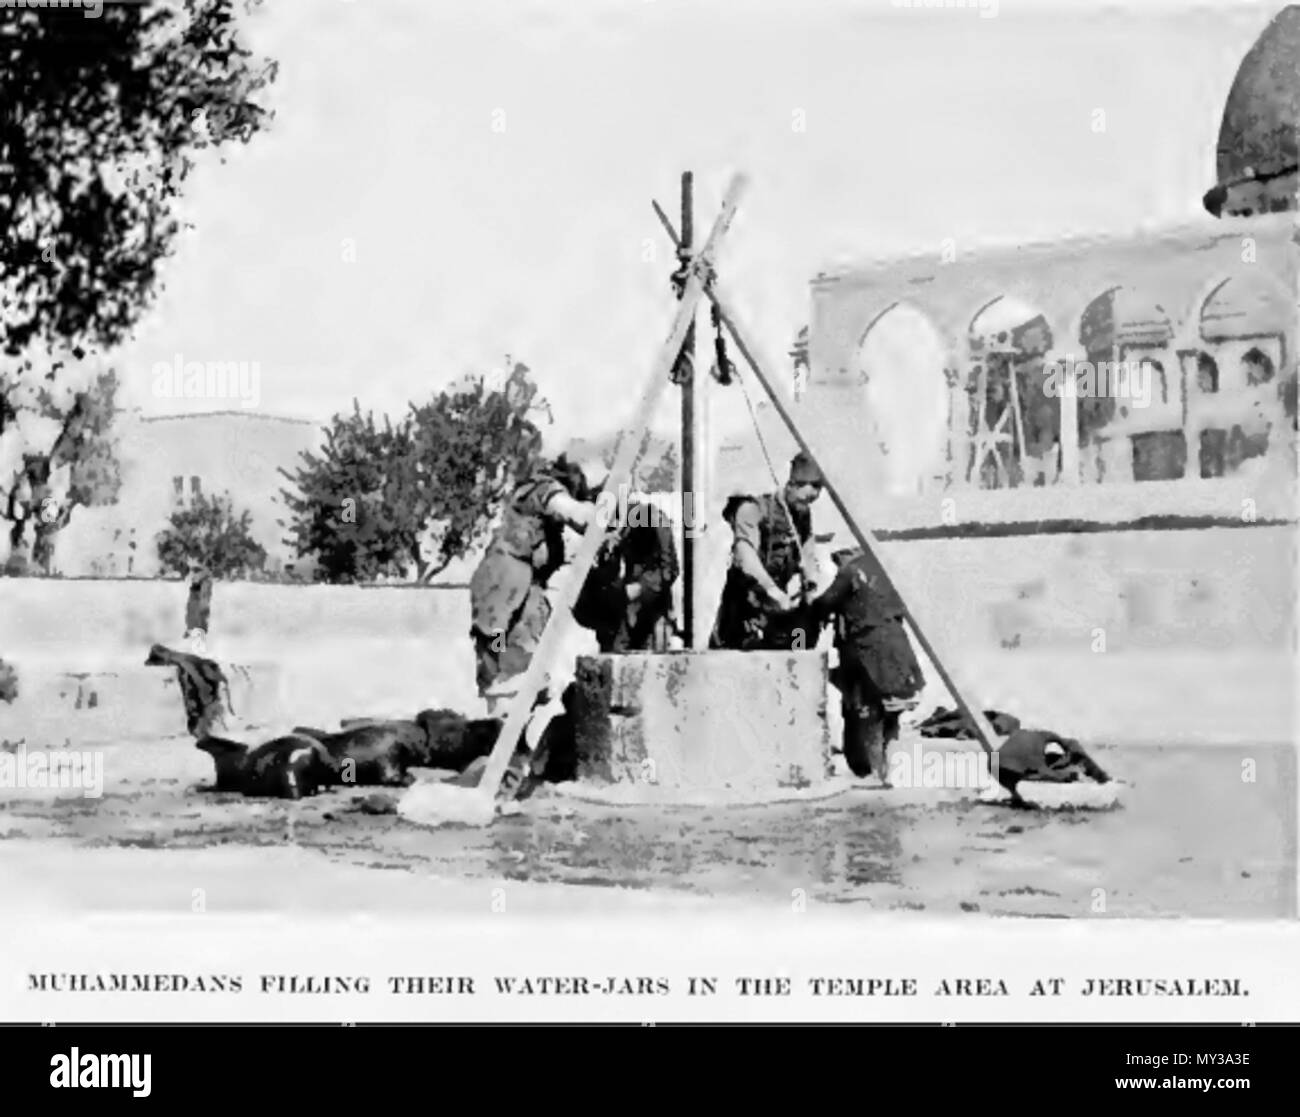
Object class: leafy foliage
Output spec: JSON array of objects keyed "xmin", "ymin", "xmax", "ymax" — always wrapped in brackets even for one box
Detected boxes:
[
  {"xmin": 280, "ymin": 364, "xmax": 547, "ymax": 583},
  {"xmin": 2, "ymin": 360, "xmax": 122, "ymax": 573},
  {"xmin": 407, "ymin": 362, "xmax": 546, "ymax": 579},
  {"xmin": 279, "ymin": 403, "xmax": 417, "ymax": 584},
  {"xmin": 0, "ymin": 0, "xmax": 277, "ymax": 572},
  {"xmin": 0, "ymin": 0, "xmax": 278, "ymax": 355},
  {"xmin": 156, "ymin": 491, "xmax": 267, "ymax": 579},
  {"xmin": 593, "ymin": 428, "xmax": 679, "ymax": 494}
]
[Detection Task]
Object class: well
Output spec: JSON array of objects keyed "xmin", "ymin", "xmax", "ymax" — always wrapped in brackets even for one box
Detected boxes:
[{"xmin": 569, "ymin": 649, "xmax": 835, "ymax": 803}]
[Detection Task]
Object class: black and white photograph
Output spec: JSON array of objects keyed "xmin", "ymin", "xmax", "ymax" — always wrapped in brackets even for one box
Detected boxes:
[{"xmin": 0, "ymin": 0, "xmax": 1297, "ymax": 1033}]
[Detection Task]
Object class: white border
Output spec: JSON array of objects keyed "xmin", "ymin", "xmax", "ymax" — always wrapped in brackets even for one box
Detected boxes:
[{"xmin": 3, "ymin": 912, "xmax": 1297, "ymax": 1023}]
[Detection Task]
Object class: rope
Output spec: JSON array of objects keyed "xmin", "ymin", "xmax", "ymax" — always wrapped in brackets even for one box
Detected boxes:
[
  {"xmin": 734, "ymin": 357, "xmax": 781, "ymax": 491},
  {"xmin": 669, "ymin": 232, "xmax": 815, "ymax": 603}
]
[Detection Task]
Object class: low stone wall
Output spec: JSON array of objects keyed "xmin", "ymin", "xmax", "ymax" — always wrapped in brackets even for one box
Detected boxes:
[
  {"xmin": 1, "ymin": 524, "xmax": 1294, "ymax": 748},
  {"xmin": 2, "ymin": 660, "xmax": 287, "ymax": 747},
  {"xmin": 682, "ymin": 523, "xmax": 1296, "ymax": 655},
  {"xmin": 0, "ymin": 579, "xmax": 468, "ymax": 656},
  {"xmin": 883, "ymin": 525, "xmax": 1296, "ymax": 653},
  {"xmin": 4, "ymin": 642, "xmax": 1290, "ymax": 751},
  {"xmin": 1, "ymin": 525, "xmax": 1292, "ymax": 657}
]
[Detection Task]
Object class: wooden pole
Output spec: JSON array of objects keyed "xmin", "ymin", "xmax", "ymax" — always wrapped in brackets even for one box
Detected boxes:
[
  {"xmin": 679, "ymin": 171, "xmax": 698, "ymax": 648},
  {"xmin": 690, "ymin": 187, "xmax": 712, "ymax": 651},
  {"xmin": 1007, "ymin": 355, "xmax": 1027, "ymax": 484},
  {"xmin": 472, "ymin": 175, "xmax": 749, "ymax": 806},
  {"xmin": 702, "ymin": 286, "xmax": 1004, "ymax": 761},
  {"xmin": 1058, "ymin": 354, "xmax": 1080, "ymax": 485}
]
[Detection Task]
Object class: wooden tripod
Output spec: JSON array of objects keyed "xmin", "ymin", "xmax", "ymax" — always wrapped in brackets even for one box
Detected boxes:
[{"xmin": 472, "ymin": 171, "xmax": 1000, "ymax": 811}]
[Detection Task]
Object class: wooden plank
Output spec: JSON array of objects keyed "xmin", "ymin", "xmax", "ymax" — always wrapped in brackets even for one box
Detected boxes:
[{"xmin": 679, "ymin": 171, "xmax": 699, "ymax": 649}]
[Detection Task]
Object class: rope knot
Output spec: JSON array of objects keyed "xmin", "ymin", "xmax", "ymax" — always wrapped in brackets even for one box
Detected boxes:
[{"xmin": 691, "ymin": 253, "xmax": 717, "ymax": 290}]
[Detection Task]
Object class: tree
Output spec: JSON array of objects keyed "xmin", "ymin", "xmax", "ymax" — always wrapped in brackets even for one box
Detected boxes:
[
  {"xmin": 280, "ymin": 363, "xmax": 546, "ymax": 583},
  {"xmin": 156, "ymin": 491, "xmax": 267, "ymax": 579},
  {"xmin": 0, "ymin": 0, "xmax": 278, "ymax": 355},
  {"xmin": 2, "ymin": 361, "xmax": 122, "ymax": 573},
  {"xmin": 408, "ymin": 361, "xmax": 545, "ymax": 580},
  {"xmin": 279, "ymin": 402, "xmax": 417, "ymax": 584},
  {"xmin": 0, "ymin": 1, "xmax": 278, "ymax": 569}
]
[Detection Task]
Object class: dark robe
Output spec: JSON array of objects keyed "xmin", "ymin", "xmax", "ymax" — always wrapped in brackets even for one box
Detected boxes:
[
  {"xmin": 809, "ymin": 549, "xmax": 925, "ymax": 705},
  {"xmin": 710, "ymin": 492, "xmax": 813, "ymax": 651},
  {"xmin": 573, "ymin": 500, "xmax": 678, "ymax": 653},
  {"xmin": 185, "ymin": 571, "xmax": 213, "ymax": 634},
  {"xmin": 995, "ymin": 729, "xmax": 1111, "ymax": 798},
  {"xmin": 145, "ymin": 643, "xmax": 231, "ymax": 738}
]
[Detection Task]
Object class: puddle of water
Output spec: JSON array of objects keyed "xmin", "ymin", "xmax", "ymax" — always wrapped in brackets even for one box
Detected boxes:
[{"xmin": 0, "ymin": 740, "xmax": 1292, "ymax": 918}]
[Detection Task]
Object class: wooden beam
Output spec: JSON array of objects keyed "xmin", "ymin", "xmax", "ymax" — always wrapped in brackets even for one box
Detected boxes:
[
  {"xmin": 679, "ymin": 171, "xmax": 698, "ymax": 649},
  {"xmin": 1007, "ymin": 360, "xmax": 1028, "ymax": 483},
  {"xmin": 1058, "ymin": 356, "xmax": 1080, "ymax": 485}
]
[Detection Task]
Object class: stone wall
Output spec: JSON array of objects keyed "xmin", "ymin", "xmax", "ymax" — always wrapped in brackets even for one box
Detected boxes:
[
  {"xmin": 2, "ymin": 523, "xmax": 1292, "ymax": 661},
  {"xmin": 803, "ymin": 211, "xmax": 1299, "ymax": 499}
]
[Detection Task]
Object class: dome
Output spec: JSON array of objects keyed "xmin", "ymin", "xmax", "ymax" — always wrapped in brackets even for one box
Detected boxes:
[{"xmin": 1203, "ymin": 6, "xmax": 1300, "ymax": 217}]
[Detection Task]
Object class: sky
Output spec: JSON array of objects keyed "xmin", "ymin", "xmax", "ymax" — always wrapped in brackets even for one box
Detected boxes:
[{"xmin": 113, "ymin": 0, "xmax": 1277, "ymax": 454}]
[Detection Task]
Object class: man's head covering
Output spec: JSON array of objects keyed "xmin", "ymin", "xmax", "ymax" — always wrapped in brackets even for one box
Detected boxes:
[
  {"xmin": 545, "ymin": 454, "xmax": 590, "ymax": 502},
  {"xmin": 788, "ymin": 450, "xmax": 824, "ymax": 487}
]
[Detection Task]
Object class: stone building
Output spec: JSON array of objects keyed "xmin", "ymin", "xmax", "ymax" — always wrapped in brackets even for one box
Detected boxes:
[
  {"xmin": 703, "ymin": 5, "xmax": 1298, "ymax": 661},
  {"xmin": 49, "ymin": 409, "xmax": 323, "ymax": 579},
  {"xmin": 783, "ymin": 4, "xmax": 1298, "ymax": 538},
  {"xmin": 802, "ymin": 212, "xmax": 1295, "ymax": 510}
]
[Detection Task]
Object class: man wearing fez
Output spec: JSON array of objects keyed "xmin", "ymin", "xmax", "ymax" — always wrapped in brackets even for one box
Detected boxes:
[
  {"xmin": 709, "ymin": 450, "xmax": 825, "ymax": 651},
  {"xmin": 469, "ymin": 453, "xmax": 596, "ymax": 716}
]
